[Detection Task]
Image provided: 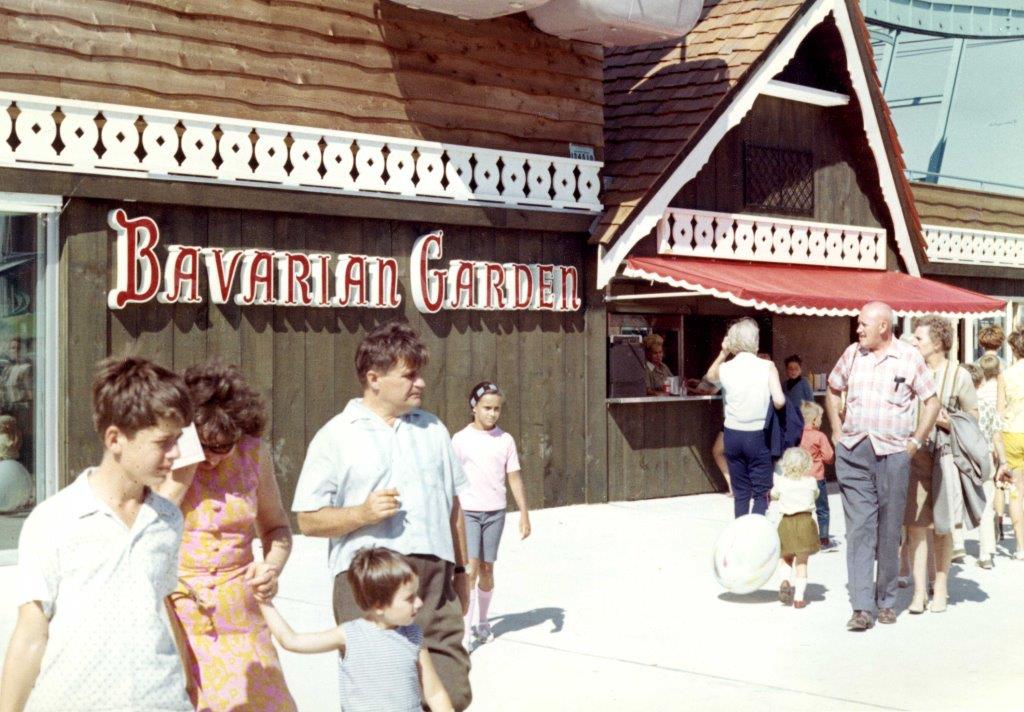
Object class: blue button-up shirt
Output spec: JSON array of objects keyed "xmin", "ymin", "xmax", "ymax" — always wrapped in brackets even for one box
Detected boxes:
[{"xmin": 292, "ymin": 399, "xmax": 470, "ymax": 575}]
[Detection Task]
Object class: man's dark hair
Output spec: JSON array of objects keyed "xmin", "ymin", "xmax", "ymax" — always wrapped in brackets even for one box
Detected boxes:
[
  {"xmin": 784, "ymin": 354, "xmax": 802, "ymax": 366},
  {"xmin": 355, "ymin": 320, "xmax": 429, "ymax": 386}
]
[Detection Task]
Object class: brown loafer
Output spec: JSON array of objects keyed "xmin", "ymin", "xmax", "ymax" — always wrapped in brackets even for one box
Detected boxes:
[
  {"xmin": 779, "ymin": 580, "xmax": 794, "ymax": 606},
  {"xmin": 846, "ymin": 610, "xmax": 874, "ymax": 631},
  {"xmin": 877, "ymin": 607, "xmax": 897, "ymax": 624}
]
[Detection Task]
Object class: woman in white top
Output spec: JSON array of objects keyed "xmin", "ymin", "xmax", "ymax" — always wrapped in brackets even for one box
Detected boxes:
[{"xmin": 706, "ymin": 318, "xmax": 785, "ymax": 518}]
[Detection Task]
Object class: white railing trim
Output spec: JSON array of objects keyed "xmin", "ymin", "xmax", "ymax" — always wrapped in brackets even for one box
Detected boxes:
[
  {"xmin": 923, "ymin": 223, "xmax": 1024, "ymax": 267},
  {"xmin": 656, "ymin": 206, "xmax": 887, "ymax": 270},
  {"xmin": 0, "ymin": 91, "xmax": 602, "ymax": 213}
]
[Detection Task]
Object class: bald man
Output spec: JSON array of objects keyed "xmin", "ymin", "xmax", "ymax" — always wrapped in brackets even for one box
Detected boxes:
[{"xmin": 826, "ymin": 302, "xmax": 939, "ymax": 631}]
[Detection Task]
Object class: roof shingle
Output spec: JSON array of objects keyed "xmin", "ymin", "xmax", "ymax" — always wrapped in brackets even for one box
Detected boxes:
[{"xmin": 595, "ymin": 0, "xmax": 806, "ymax": 243}]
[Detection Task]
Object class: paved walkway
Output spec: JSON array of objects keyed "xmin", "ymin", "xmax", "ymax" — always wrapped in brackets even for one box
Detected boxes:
[{"xmin": 1, "ymin": 488, "xmax": 1021, "ymax": 710}]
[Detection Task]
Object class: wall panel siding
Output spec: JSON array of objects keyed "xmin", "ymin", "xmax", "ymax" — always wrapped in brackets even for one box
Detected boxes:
[
  {"xmin": 0, "ymin": 0, "xmax": 603, "ymax": 157},
  {"xmin": 606, "ymin": 401, "xmax": 725, "ymax": 502},
  {"xmin": 60, "ymin": 198, "xmax": 595, "ymax": 514},
  {"xmin": 670, "ymin": 96, "xmax": 889, "ymax": 230},
  {"xmin": 912, "ymin": 183, "xmax": 1024, "ymax": 235}
]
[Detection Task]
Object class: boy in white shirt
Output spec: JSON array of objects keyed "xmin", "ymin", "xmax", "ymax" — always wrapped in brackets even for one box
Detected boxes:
[{"xmin": 0, "ymin": 357, "xmax": 194, "ymax": 712}]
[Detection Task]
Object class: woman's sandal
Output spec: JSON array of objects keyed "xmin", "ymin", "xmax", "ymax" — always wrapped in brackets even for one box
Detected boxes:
[
  {"xmin": 929, "ymin": 592, "xmax": 948, "ymax": 613},
  {"xmin": 908, "ymin": 596, "xmax": 927, "ymax": 614}
]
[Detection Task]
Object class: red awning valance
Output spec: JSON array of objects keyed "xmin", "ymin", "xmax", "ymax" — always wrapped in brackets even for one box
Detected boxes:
[{"xmin": 622, "ymin": 257, "xmax": 1006, "ymax": 317}]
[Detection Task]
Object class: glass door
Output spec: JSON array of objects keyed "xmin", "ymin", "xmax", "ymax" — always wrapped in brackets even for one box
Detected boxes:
[{"xmin": 0, "ymin": 194, "xmax": 59, "ymax": 562}]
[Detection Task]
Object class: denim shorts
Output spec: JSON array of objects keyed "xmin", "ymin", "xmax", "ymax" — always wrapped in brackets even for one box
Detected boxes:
[{"xmin": 464, "ymin": 509, "xmax": 506, "ymax": 563}]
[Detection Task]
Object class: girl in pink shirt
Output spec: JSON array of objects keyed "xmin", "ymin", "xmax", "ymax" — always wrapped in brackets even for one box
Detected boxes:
[{"xmin": 451, "ymin": 382, "xmax": 531, "ymax": 651}]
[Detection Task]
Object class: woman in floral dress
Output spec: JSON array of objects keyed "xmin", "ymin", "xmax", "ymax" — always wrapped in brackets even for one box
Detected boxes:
[{"xmin": 160, "ymin": 361, "xmax": 296, "ymax": 712}]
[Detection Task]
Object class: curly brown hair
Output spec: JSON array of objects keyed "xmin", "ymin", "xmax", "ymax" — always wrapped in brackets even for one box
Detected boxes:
[
  {"xmin": 912, "ymin": 315, "xmax": 954, "ymax": 354},
  {"xmin": 1009, "ymin": 328, "xmax": 1024, "ymax": 359},
  {"xmin": 184, "ymin": 360, "xmax": 266, "ymax": 447},
  {"xmin": 978, "ymin": 324, "xmax": 1005, "ymax": 352}
]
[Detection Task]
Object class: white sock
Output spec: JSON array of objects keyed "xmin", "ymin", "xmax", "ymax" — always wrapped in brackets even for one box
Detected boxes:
[
  {"xmin": 794, "ymin": 577, "xmax": 808, "ymax": 602},
  {"xmin": 477, "ymin": 587, "xmax": 493, "ymax": 628},
  {"xmin": 778, "ymin": 561, "xmax": 793, "ymax": 582},
  {"xmin": 463, "ymin": 588, "xmax": 478, "ymax": 636}
]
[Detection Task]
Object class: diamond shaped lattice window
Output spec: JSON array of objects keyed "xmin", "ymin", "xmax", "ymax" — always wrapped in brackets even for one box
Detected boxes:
[{"xmin": 743, "ymin": 143, "xmax": 814, "ymax": 216}]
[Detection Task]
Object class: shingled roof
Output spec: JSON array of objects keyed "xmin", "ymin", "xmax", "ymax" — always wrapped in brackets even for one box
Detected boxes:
[{"xmin": 595, "ymin": 0, "xmax": 922, "ymax": 266}]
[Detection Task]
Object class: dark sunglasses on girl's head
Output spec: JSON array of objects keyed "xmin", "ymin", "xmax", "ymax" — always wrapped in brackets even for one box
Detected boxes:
[{"xmin": 202, "ymin": 441, "xmax": 234, "ymax": 455}]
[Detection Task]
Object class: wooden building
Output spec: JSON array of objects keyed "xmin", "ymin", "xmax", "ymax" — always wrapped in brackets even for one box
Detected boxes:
[
  {"xmin": 0, "ymin": 0, "xmax": 1009, "ymax": 563},
  {"xmin": 0, "ymin": 1, "xmax": 611, "ymax": 559},
  {"xmin": 591, "ymin": 0, "xmax": 1004, "ymax": 500}
]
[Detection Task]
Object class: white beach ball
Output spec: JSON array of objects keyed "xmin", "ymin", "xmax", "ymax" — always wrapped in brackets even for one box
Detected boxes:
[{"xmin": 713, "ymin": 514, "xmax": 780, "ymax": 594}]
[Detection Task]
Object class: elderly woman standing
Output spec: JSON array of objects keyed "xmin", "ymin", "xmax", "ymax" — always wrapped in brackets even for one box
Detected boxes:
[
  {"xmin": 706, "ymin": 318, "xmax": 786, "ymax": 518},
  {"xmin": 643, "ymin": 333, "xmax": 674, "ymax": 396},
  {"xmin": 159, "ymin": 362, "xmax": 297, "ymax": 711},
  {"xmin": 906, "ymin": 316, "xmax": 978, "ymax": 613}
]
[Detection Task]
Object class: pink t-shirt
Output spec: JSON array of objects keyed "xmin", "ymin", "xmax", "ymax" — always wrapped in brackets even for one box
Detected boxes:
[{"xmin": 451, "ymin": 424, "xmax": 521, "ymax": 512}]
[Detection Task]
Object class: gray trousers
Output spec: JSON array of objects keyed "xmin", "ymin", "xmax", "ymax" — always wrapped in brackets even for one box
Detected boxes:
[{"xmin": 835, "ymin": 438, "xmax": 910, "ymax": 612}]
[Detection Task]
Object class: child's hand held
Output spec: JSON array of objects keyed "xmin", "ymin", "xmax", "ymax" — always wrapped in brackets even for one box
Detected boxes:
[{"xmin": 244, "ymin": 562, "xmax": 280, "ymax": 601}]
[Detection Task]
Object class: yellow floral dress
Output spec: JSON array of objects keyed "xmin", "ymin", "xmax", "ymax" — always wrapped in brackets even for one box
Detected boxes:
[{"xmin": 169, "ymin": 436, "xmax": 297, "ymax": 712}]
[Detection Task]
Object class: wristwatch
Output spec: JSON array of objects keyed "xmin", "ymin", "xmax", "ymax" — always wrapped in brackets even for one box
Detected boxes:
[
  {"xmin": 453, "ymin": 565, "xmax": 466, "ymax": 575},
  {"xmin": 908, "ymin": 436, "xmax": 922, "ymax": 449}
]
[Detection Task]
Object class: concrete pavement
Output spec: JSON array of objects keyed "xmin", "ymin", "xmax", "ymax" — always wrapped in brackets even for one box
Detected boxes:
[{"xmin": 2, "ymin": 488, "xmax": 1022, "ymax": 710}]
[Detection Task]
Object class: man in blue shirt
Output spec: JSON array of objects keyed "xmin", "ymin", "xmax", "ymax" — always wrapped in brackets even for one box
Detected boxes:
[{"xmin": 292, "ymin": 321, "xmax": 473, "ymax": 710}]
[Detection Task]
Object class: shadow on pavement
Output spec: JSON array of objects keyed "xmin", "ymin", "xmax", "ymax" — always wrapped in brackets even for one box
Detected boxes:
[
  {"xmin": 718, "ymin": 582, "xmax": 829, "ymax": 605},
  {"xmin": 948, "ymin": 568, "xmax": 989, "ymax": 603},
  {"xmin": 718, "ymin": 589, "xmax": 778, "ymax": 604},
  {"xmin": 488, "ymin": 607, "xmax": 565, "ymax": 637}
]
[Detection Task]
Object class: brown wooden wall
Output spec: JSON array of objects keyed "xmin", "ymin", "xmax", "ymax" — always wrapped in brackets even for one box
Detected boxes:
[
  {"xmin": 606, "ymin": 400, "xmax": 725, "ymax": 501},
  {"xmin": 0, "ymin": 0, "xmax": 603, "ymax": 158},
  {"xmin": 668, "ymin": 95, "xmax": 890, "ymax": 230},
  {"xmin": 60, "ymin": 198, "xmax": 602, "ymax": 515}
]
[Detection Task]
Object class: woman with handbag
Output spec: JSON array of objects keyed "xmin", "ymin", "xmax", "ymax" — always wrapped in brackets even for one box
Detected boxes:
[
  {"xmin": 159, "ymin": 361, "xmax": 297, "ymax": 711},
  {"xmin": 905, "ymin": 316, "xmax": 978, "ymax": 613}
]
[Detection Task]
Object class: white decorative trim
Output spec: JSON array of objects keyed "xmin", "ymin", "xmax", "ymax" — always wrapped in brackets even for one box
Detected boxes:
[
  {"xmin": 761, "ymin": 80, "xmax": 850, "ymax": 107},
  {"xmin": 0, "ymin": 92, "xmax": 602, "ymax": 214},
  {"xmin": 621, "ymin": 263, "xmax": 1005, "ymax": 318},
  {"xmin": 657, "ymin": 207, "xmax": 886, "ymax": 269},
  {"xmin": 923, "ymin": 223, "xmax": 1024, "ymax": 267},
  {"xmin": 597, "ymin": 0, "xmax": 921, "ymax": 287}
]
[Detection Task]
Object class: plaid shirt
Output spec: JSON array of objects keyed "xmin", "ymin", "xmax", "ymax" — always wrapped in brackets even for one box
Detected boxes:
[{"xmin": 828, "ymin": 339, "xmax": 936, "ymax": 455}]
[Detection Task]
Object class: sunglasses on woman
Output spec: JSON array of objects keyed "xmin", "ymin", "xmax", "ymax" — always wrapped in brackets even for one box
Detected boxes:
[{"xmin": 202, "ymin": 441, "xmax": 235, "ymax": 455}]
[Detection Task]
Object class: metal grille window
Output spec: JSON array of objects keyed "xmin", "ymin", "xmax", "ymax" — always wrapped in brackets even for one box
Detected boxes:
[{"xmin": 743, "ymin": 143, "xmax": 814, "ymax": 216}]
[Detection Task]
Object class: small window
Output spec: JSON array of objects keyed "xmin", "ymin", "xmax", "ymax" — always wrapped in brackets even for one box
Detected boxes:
[{"xmin": 743, "ymin": 143, "xmax": 814, "ymax": 216}]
